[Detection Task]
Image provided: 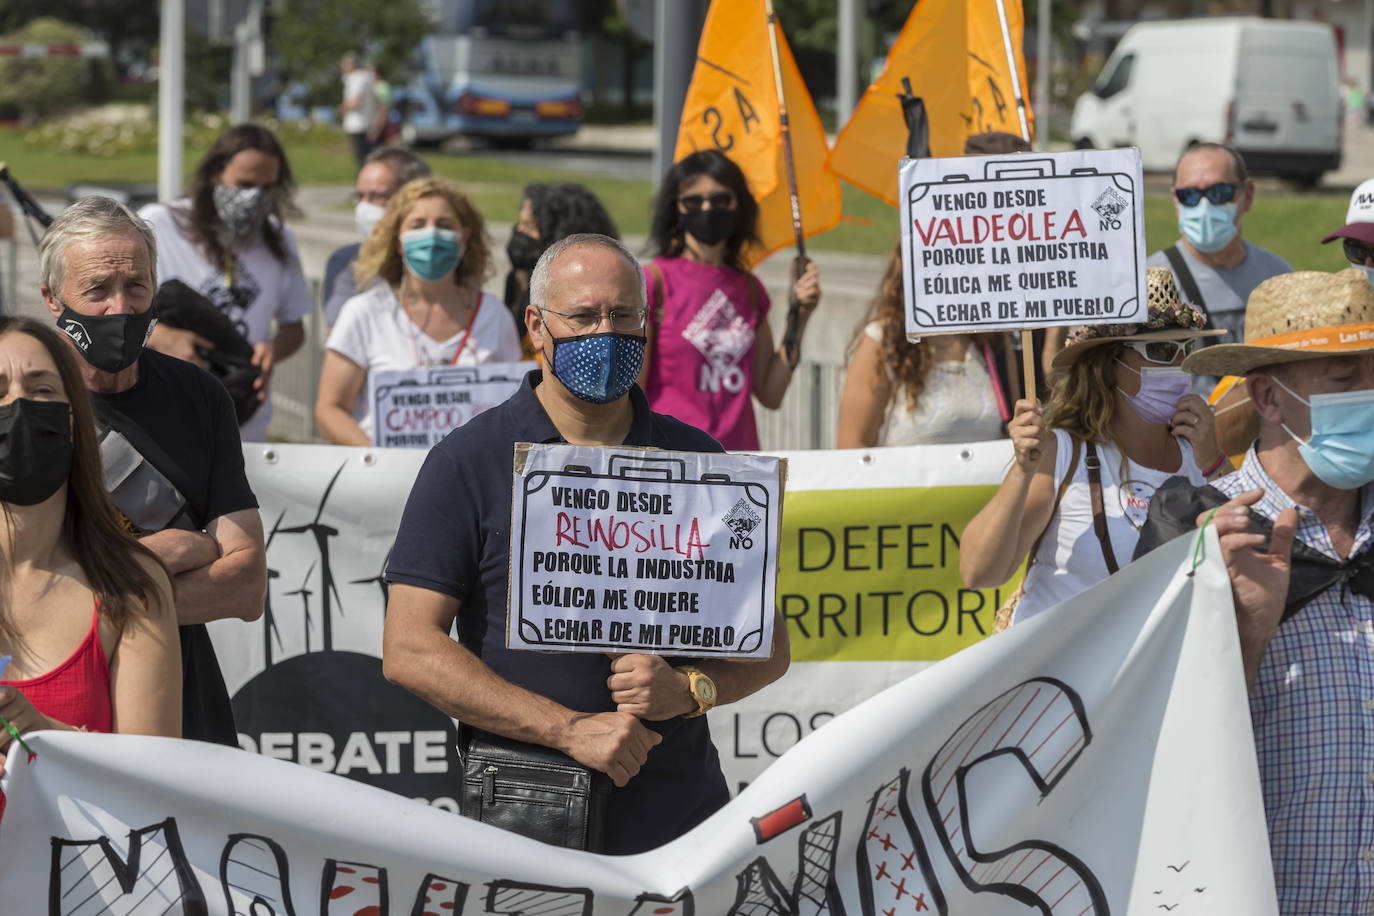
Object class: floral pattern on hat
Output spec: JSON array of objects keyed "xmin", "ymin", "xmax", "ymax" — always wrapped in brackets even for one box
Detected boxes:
[{"xmin": 1063, "ymin": 267, "xmax": 1208, "ymax": 347}]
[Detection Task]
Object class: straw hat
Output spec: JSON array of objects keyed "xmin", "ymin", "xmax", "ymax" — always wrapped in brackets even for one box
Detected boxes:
[
  {"xmin": 1050, "ymin": 266, "xmax": 1225, "ymax": 370},
  {"xmin": 1180, "ymin": 268, "xmax": 1374, "ymax": 377},
  {"xmin": 1321, "ymin": 177, "xmax": 1374, "ymax": 247}
]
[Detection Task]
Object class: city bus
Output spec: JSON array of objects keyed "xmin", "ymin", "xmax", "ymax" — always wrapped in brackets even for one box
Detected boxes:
[{"xmin": 399, "ymin": 0, "xmax": 584, "ymax": 146}]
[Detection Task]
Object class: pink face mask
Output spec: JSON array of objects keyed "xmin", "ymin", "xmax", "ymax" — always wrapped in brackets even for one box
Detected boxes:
[{"xmin": 1115, "ymin": 361, "xmax": 1191, "ymax": 425}]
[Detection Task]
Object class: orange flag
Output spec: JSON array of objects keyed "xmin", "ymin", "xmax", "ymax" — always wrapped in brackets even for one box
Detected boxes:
[
  {"xmin": 674, "ymin": 0, "xmax": 841, "ymax": 266},
  {"xmin": 968, "ymin": 0, "xmax": 1034, "ymax": 139},
  {"xmin": 827, "ymin": 0, "xmax": 1035, "ymax": 208}
]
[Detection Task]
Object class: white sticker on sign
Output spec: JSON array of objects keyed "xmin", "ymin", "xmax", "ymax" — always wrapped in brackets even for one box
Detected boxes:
[
  {"xmin": 900, "ymin": 147, "xmax": 1147, "ymax": 337},
  {"xmin": 508, "ymin": 443, "xmax": 783, "ymax": 658}
]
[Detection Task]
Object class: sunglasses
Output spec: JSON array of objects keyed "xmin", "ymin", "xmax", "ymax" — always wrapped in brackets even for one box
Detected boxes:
[
  {"xmin": 1123, "ymin": 338, "xmax": 1200, "ymax": 364},
  {"xmin": 1173, "ymin": 183, "xmax": 1240, "ymax": 207},
  {"xmin": 1343, "ymin": 238, "xmax": 1374, "ymax": 265},
  {"xmin": 677, "ymin": 191, "xmax": 736, "ymax": 212}
]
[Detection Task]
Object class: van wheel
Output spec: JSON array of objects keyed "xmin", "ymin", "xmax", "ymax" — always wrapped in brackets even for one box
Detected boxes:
[{"xmin": 1074, "ymin": 137, "xmax": 1094, "ymax": 150}]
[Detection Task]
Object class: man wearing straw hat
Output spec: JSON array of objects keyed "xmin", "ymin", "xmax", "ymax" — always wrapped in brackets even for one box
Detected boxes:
[{"xmin": 1134, "ymin": 268, "xmax": 1374, "ymax": 913}]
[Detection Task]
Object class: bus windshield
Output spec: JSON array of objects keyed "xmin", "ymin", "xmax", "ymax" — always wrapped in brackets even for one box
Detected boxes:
[{"xmin": 456, "ymin": 0, "xmax": 581, "ymax": 39}]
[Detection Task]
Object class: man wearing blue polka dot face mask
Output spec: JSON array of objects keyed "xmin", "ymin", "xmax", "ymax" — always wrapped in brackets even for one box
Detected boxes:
[{"xmin": 382, "ymin": 232, "xmax": 791, "ymax": 855}]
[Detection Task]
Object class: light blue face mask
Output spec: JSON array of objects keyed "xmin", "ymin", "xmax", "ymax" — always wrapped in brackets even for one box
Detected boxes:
[
  {"xmin": 400, "ymin": 227, "xmax": 463, "ymax": 281},
  {"xmin": 1273, "ymin": 375, "xmax": 1374, "ymax": 490},
  {"xmin": 1178, "ymin": 198, "xmax": 1238, "ymax": 253},
  {"xmin": 1357, "ymin": 264, "xmax": 1374, "ymax": 289}
]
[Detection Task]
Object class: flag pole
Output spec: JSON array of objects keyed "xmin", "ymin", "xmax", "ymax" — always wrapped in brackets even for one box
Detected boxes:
[
  {"xmin": 764, "ymin": 0, "xmax": 808, "ymax": 367},
  {"xmin": 993, "ymin": 0, "xmax": 1037, "ymax": 402}
]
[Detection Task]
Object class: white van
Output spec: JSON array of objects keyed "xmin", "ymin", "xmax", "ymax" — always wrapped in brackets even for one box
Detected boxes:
[{"xmin": 1070, "ymin": 18, "xmax": 1341, "ymax": 182}]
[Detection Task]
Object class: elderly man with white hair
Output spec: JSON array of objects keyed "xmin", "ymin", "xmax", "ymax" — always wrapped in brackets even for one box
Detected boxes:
[
  {"xmin": 382, "ymin": 233, "xmax": 790, "ymax": 855},
  {"xmin": 1134, "ymin": 268, "xmax": 1374, "ymax": 913},
  {"xmin": 38, "ymin": 196, "xmax": 267, "ymax": 746}
]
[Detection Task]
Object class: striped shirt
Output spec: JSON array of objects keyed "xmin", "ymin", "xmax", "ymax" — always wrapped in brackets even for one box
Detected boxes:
[{"xmin": 1215, "ymin": 448, "xmax": 1374, "ymax": 914}]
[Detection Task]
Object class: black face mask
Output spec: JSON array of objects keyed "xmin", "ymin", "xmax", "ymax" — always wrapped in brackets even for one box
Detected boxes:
[
  {"xmin": 56, "ymin": 304, "xmax": 157, "ymax": 374},
  {"xmin": 507, "ymin": 228, "xmax": 543, "ymax": 272},
  {"xmin": 0, "ymin": 399, "xmax": 74, "ymax": 507},
  {"xmin": 682, "ymin": 207, "xmax": 737, "ymax": 247}
]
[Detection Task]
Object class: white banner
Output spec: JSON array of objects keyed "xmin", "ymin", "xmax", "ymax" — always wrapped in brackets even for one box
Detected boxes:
[
  {"xmin": 207, "ymin": 442, "xmax": 1018, "ymax": 802},
  {"xmin": 900, "ymin": 148, "xmax": 1147, "ymax": 336},
  {"xmin": 0, "ymin": 531, "xmax": 1277, "ymax": 912},
  {"xmin": 509, "ymin": 443, "xmax": 782, "ymax": 657},
  {"xmin": 369, "ymin": 362, "xmax": 535, "ymax": 448}
]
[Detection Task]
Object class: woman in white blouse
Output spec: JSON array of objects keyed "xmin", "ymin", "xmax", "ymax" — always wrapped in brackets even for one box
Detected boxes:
[
  {"xmin": 838, "ymin": 245, "xmax": 1013, "ymax": 447},
  {"xmin": 316, "ymin": 177, "xmax": 522, "ymax": 445}
]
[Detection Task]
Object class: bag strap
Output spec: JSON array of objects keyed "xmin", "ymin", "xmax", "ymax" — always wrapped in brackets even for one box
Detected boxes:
[
  {"xmin": 95, "ymin": 398, "xmax": 206, "ymax": 528},
  {"xmin": 1163, "ymin": 245, "xmax": 1208, "ymax": 316},
  {"xmin": 1084, "ymin": 441, "xmax": 1121, "ymax": 574},
  {"xmin": 1024, "ymin": 434, "xmax": 1082, "ymax": 571}
]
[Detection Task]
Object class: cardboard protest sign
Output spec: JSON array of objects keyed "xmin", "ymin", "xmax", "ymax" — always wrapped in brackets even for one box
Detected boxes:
[
  {"xmin": 368, "ymin": 362, "xmax": 535, "ymax": 448},
  {"xmin": 900, "ymin": 148, "xmax": 1146, "ymax": 338},
  {"xmin": 507, "ymin": 443, "xmax": 783, "ymax": 658}
]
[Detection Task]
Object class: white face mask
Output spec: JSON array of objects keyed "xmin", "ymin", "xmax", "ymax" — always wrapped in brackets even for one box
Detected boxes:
[{"xmin": 355, "ymin": 201, "xmax": 387, "ymax": 242}]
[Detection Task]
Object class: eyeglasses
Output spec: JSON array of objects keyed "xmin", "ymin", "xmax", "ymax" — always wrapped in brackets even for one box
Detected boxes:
[
  {"xmin": 1343, "ymin": 238, "xmax": 1374, "ymax": 265},
  {"xmin": 677, "ymin": 192, "xmax": 736, "ymax": 212},
  {"xmin": 1122, "ymin": 338, "xmax": 1200, "ymax": 364},
  {"xmin": 1173, "ymin": 183, "xmax": 1240, "ymax": 207},
  {"xmin": 353, "ymin": 190, "xmax": 391, "ymax": 205},
  {"xmin": 539, "ymin": 306, "xmax": 647, "ymax": 334}
]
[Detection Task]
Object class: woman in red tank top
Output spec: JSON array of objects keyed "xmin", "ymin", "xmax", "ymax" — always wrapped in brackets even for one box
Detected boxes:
[{"xmin": 0, "ymin": 316, "xmax": 180, "ymax": 777}]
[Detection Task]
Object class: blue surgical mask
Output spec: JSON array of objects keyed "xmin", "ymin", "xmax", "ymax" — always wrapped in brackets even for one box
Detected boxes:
[
  {"xmin": 400, "ymin": 227, "xmax": 463, "ymax": 281},
  {"xmin": 1273, "ymin": 376, "xmax": 1374, "ymax": 489},
  {"xmin": 1116, "ymin": 360, "xmax": 1192, "ymax": 425},
  {"xmin": 548, "ymin": 331, "xmax": 645, "ymax": 404},
  {"xmin": 1178, "ymin": 198, "xmax": 1238, "ymax": 253}
]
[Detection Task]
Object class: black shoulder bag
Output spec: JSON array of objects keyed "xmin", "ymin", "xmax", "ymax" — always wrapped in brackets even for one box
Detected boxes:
[{"xmin": 459, "ymin": 726, "xmax": 611, "ymax": 851}]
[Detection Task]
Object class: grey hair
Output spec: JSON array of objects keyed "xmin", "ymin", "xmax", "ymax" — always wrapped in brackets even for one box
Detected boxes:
[
  {"xmin": 363, "ymin": 146, "xmax": 432, "ymax": 186},
  {"xmin": 40, "ymin": 196, "xmax": 158, "ymax": 297},
  {"xmin": 529, "ymin": 233, "xmax": 646, "ymax": 312}
]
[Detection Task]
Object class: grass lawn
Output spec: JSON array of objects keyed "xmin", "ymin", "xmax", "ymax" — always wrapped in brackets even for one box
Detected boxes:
[{"xmin": 0, "ymin": 126, "xmax": 1353, "ymax": 272}]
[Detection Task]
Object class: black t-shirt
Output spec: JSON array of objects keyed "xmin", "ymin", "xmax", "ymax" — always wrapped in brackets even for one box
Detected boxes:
[
  {"xmin": 386, "ymin": 371, "xmax": 730, "ymax": 854},
  {"xmin": 94, "ymin": 349, "xmax": 259, "ymax": 746}
]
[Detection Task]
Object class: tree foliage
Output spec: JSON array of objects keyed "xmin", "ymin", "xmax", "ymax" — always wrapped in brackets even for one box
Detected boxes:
[
  {"xmin": 0, "ymin": 1, "xmax": 157, "ymax": 74},
  {"xmin": 0, "ymin": 18, "xmax": 115, "ymax": 121},
  {"xmin": 271, "ymin": 0, "xmax": 434, "ymax": 104}
]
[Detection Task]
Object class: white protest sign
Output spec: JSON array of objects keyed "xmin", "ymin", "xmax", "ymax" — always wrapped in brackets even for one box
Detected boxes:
[
  {"xmin": 368, "ymin": 361, "xmax": 536, "ymax": 448},
  {"xmin": 508, "ymin": 443, "xmax": 782, "ymax": 658},
  {"xmin": 900, "ymin": 147, "xmax": 1147, "ymax": 337}
]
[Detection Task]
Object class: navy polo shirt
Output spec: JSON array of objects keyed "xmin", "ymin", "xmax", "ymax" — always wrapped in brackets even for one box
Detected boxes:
[{"xmin": 386, "ymin": 370, "xmax": 730, "ymax": 854}]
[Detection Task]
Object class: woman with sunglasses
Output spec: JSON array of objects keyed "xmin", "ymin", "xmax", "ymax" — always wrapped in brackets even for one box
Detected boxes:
[
  {"xmin": 316, "ymin": 177, "xmax": 522, "ymax": 446},
  {"xmin": 640, "ymin": 150, "xmax": 821, "ymax": 450},
  {"xmin": 960, "ymin": 268, "xmax": 1227, "ymax": 626}
]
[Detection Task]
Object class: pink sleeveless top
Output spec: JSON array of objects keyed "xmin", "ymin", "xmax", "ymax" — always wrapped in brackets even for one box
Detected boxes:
[{"xmin": 2, "ymin": 601, "xmax": 113, "ymax": 735}]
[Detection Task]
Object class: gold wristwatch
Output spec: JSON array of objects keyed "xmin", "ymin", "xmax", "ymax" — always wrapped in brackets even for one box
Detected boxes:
[{"xmin": 680, "ymin": 666, "xmax": 717, "ymax": 719}]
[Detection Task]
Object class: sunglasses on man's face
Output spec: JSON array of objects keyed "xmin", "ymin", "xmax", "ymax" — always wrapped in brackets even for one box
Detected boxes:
[
  {"xmin": 1173, "ymin": 183, "xmax": 1240, "ymax": 207},
  {"xmin": 1343, "ymin": 238, "xmax": 1374, "ymax": 265},
  {"xmin": 677, "ymin": 191, "xmax": 736, "ymax": 212},
  {"xmin": 1123, "ymin": 338, "xmax": 1200, "ymax": 364}
]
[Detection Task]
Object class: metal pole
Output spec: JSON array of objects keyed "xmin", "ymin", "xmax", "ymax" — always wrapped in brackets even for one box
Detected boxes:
[
  {"xmin": 158, "ymin": 0, "xmax": 185, "ymax": 203},
  {"xmin": 837, "ymin": 0, "xmax": 859, "ymax": 126},
  {"xmin": 653, "ymin": 0, "xmax": 699, "ymax": 187},
  {"xmin": 231, "ymin": 20, "xmax": 251, "ymax": 124},
  {"xmin": 1035, "ymin": 0, "xmax": 1051, "ymax": 150},
  {"xmin": 993, "ymin": 0, "xmax": 1031, "ymax": 143}
]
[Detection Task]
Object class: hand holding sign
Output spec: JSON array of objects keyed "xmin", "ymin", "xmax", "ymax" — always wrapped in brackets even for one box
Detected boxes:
[
  {"xmin": 607, "ymin": 654, "xmax": 696, "ymax": 721},
  {"xmin": 1008, "ymin": 399, "xmax": 1047, "ymax": 470}
]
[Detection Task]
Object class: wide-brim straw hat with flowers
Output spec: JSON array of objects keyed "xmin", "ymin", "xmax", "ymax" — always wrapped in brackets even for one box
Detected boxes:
[
  {"xmin": 1181, "ymin": 268, "xmax": 1374, "ymax": 377},
  {"xmin": 1050, "ymin": 266, "xmax": 1226, "ymax": 370}
]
